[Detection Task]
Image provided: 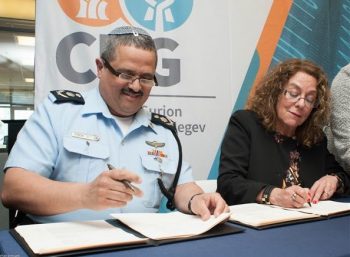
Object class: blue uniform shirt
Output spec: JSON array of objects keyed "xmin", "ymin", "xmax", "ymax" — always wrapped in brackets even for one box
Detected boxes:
[{"xmin": 5, "ymin": 87, "xmax": 193, "ymax": 223}]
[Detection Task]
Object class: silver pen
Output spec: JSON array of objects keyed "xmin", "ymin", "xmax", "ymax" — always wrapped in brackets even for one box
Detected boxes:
[{"xmin": 107, "ymin": 163, "xmax": 136, "ymax": 192}]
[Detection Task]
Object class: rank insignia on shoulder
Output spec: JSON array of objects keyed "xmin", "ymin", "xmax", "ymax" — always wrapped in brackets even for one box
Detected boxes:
[
  {"xmin": 151, "ymin": 113, "xmax": 176, "ymax": 133},
  {"xmin": 50, "ymin": 90, "xmax": 85, "ymax": 105}
]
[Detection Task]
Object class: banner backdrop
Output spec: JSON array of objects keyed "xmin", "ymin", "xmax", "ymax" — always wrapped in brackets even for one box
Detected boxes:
[
  {"xmin": 208, "ymin": 0, "xmax": 350, "ymax": 179},
  {"xmin": 35, "ymin": 0, "xmax": 350, "ymax": 180},
  {"xmin": 35, "ymin": 0, "xmax": 272, "ymax": 179}
]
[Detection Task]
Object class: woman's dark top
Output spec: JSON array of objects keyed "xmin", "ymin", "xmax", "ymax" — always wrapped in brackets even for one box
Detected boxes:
[{"xmin": 217, "ymin": 110, "xmax": 350, "ymax": 205}]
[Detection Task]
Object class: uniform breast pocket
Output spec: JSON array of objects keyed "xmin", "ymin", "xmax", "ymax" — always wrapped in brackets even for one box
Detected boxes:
[
  {"xmin": 140, "ymin": 155, "xmax": 178, "ymax": 208},
  {"xmin": 62, "ymin": 136, "xmax": 110, "ymax": 182}
]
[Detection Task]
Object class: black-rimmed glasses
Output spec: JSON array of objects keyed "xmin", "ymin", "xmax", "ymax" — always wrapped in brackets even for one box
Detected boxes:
[{"xmin": 101, "ymin": 57, "xmax": 158, "ymax": 87}]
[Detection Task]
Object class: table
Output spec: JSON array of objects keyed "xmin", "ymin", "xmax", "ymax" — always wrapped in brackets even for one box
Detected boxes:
[
  {"xmin": 0, "ymin": 194, "xmax": 350, "ymax": 257},
  {"xmin": 0, "ymin": 213, "xmax": 349, "ymax": 257}
]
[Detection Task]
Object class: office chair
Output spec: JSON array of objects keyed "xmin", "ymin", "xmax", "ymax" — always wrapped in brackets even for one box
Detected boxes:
[{"xmin": 2, "ymin": 119, "xmax": 27, "ymax": 228}]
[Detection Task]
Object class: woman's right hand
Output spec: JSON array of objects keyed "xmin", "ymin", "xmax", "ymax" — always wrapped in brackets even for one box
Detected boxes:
[{"xmin": 269, "ymin": 185, "xmax": 310, "ymax": 208}]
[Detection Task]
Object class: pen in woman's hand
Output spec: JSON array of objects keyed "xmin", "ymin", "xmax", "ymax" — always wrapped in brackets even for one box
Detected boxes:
[
  {"xmin": 107, "ymin": 163, "xmax": 136, "ymax": 192},
  {"xmin": 297, "ymin": 183, "xmax": 312, "ymax": 208},
  {"xmin": 306, "ymin": 191, "xmax": 312, "ymax": 207}
]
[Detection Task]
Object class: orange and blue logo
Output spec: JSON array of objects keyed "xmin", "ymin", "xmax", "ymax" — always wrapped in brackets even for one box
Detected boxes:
[
  {"xmin": 58, "ymin": 0, "xmax": 129, "ymax": 26},
  {"xmin": 58, "ymin": 0, "xmax": 193, "ymax": 31},
  {"xmin": 124, "ymin": 0, "xmax": 193, "ymax": 32}
]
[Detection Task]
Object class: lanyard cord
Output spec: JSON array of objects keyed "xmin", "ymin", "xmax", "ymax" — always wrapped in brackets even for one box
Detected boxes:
[
  {"xmin": 157, "ymin": 129, "xmax": 182, "ymax": 210},
  {"xmin": 151, "ymin": 113, "xmax": 182, "ymax": 210}
]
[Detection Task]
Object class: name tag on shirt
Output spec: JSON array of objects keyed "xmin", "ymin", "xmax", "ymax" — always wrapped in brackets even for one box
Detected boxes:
[{"xmin": 71, "ymin": 132, "xmax": 100, "ymax": 141}]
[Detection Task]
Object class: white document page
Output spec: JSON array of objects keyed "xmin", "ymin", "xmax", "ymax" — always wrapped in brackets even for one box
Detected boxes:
[
  {"xmin": 111, "ymin": 211, "xmax": 231, "ymax": 240},
  {"xmin": 229, "ymin": 203, "xmax": 319, "ymax": 227},
  {"xmin": 283, "ymin": 200, "xmax": 350, "ymax": 216},
  {"xmin": 15, "ymin": 220, "xmax": 147, "ymax": 255}
]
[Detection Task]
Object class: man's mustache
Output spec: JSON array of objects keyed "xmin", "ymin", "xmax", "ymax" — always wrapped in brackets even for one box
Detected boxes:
[{"xmin": 121, "ymin": 87, "xmax": 144, "ymax": 97}]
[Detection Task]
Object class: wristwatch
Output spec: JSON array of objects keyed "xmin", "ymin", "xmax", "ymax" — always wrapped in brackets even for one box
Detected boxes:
[{"xmin": 261, "ymin": 186, "xmax": 275, "ymax": 205}]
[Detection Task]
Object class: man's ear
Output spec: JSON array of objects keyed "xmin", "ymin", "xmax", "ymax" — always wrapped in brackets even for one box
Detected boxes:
[{"xmin": 95, "ymin": 58, "xmax": 104, "ymax": 77}]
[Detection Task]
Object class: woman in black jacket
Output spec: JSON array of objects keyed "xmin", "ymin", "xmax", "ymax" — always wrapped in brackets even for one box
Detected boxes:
[{"xmin": 217, "ymin": 59, "xmax": 349, "ymax": 208}]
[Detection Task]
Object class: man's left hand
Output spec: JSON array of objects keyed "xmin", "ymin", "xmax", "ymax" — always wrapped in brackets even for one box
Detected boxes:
[{"xmin": 189, "ymin": 193, "xmax": 229, "ymax": 221}]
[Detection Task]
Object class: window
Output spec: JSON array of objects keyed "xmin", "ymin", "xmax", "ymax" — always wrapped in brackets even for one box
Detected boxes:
[{"xmin": 0, "ymin": 18, "xmax": 35, "ymax": 151}]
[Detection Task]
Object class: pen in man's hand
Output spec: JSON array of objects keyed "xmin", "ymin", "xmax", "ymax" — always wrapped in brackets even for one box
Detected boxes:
[{"xmin": 107, "ymin": 163, "xmax": 136, "ymax": 192}]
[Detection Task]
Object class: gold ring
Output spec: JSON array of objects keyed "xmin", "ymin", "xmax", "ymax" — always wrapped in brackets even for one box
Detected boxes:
[
  {"xmin": 291, "ymin": 193, "xmax": 297, "ymax": 201},
  {"xmin": 323, "ymin": 191, "xmax": 329, "ymax": 197}
]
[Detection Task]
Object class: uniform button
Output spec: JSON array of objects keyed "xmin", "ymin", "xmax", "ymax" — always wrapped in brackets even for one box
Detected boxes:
[{"xmin": 143, "ymin": 201, "xmax": 153, "ymax": 208}]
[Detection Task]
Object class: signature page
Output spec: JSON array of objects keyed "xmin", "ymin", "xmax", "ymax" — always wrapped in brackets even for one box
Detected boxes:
[
  {"xmin": 229, "ymin": 203, "xmax": 319, "ymax": 227},
  {"xmin": 283, "ymin": 200, "xmax": 350, "ymax": 216},
  {"xmin": 15, "ymin": 220, "xmax": 147, "ymax": 255},
  {"xmin": 111, "ymin": 211, "xmax": 230, "ymax": 240}
]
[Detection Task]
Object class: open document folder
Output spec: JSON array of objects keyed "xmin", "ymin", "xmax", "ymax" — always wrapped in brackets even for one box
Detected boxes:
[
  {"xmin": 229, "ymin": 200, "xmax": 350, "ymax": 229},
  {"xmin": 110, "ymin": 211, "xmax": 231, "ymax": 240},
  {"xmin": 13, "ymin": 211, "xmax": 235, "ymax": 256},
  {"xmin": 14, "ymin": 220, "xmax": 147, "ymax": 255}
]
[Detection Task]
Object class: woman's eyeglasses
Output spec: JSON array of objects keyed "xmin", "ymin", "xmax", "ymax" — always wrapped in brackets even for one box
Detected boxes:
[{"xmin": 283, "ymin": 89, "xmax": 318, "ymax": 108}]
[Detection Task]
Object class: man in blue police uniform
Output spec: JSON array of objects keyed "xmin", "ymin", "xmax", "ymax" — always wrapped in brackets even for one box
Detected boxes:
[{"xmin": 1, "ymin": 26, "xmax": 228, "ymax": 224}]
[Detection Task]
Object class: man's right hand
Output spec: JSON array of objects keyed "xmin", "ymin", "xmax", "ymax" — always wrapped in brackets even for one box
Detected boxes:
[
  {"xmin": 1, "ymin": 167, "xmax": 143, "ymax": 216},
  {"xmin": 82, "ymin": 168, "xmax": 143, "ymax": 210}
]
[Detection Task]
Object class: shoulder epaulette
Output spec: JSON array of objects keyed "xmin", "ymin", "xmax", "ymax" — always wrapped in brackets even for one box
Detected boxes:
[
  {"xmin": 50, "ymin": 90, "xmax": 85, "ymax": 105},
  {"xmin": 151, "ymin": 113, "xmax": 177, "ymax": 133}
]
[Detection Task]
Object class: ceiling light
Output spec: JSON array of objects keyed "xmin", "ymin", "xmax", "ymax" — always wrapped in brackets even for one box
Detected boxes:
[
  {"xmin": 25, "ymin": 78, "xmax": 34, "ymax": 83},
  {"xmin": 16, "ymin": 36, "xmax": 35, "ymax": 46}
]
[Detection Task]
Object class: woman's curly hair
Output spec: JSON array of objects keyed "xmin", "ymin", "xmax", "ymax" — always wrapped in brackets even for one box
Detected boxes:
[{"xmin": 249, "ymin": 59, "xmax": 330, "ymax": 147}]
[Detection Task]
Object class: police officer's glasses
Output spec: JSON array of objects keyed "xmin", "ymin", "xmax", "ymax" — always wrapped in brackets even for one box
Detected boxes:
[
  {"xmin": 102, "ymin": 57, "xmax": 158, "ymax": 87},
  {"xmin": 283, "ymin": 89, "xmax": 318, "ymax": 108}
]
